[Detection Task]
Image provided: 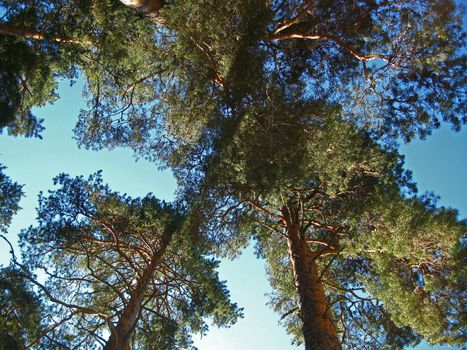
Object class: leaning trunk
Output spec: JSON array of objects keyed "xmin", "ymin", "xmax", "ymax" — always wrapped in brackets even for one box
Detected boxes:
[
  {"xmin": 283, "ymin": 207, "xmax": 341, "ymax": 350},
  {"xmin": 103, "ymin": 231, "xmax": 173, "ymax": 350}
]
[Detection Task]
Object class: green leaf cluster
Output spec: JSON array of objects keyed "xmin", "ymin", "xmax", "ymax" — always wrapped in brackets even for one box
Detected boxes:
[
  {"xmin": 0, "ymin": 0, "xmax": 466, "ymax": 348},
  {"xmin": 0, "ymin": 266, "xmax": 43, "ymax": 350},
  {"xmin": 18, "ymin": 173, "xmax": 241, "ymax": 348},
  {"xmin": 0, "ymin": 165, "xmax": 23, "ymax": 233}
]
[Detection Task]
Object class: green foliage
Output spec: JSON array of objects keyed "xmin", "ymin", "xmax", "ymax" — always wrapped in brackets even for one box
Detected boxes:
[
  {"xmin": 0, "ymin": 165, "xmax": 23, "ymax": 233},
  {"xmin": 2, "ymin": 0, "xmax": 462, "ymax": 148},
  {"xmin": 189, "ymin": 98, "xmax": 465, "ymax": 348},
  {"xmin": 0, "ymin": 0, "xmax": 161, "ymax": 138},
  {"xmin": 348, "ymin": 193, "xmax": 467, "ymax": 345},
  {"xmin": 0, "ymin": 266, "xmax": 43, "ymax": 350},
  {"xmin": 0, "ymin": 0, "xmax": 84, "ymax": 137},
  {"xmin": 266, "ymin": 0, "xmax": 466, "ymax": 141},
  {"xmin": 1, "ymin": 1, "xmax": 466, "ymax": 348},
  {"xmin": 74, "ymin": 0, "xmax": 273, "ymax": 168},
  {"xmin": 18, "ymin": 172, "xmax": 241, "ymax": 348},
  {"xmin": 70, "ymin": 0, "xmax": 466, "ymax": 162}
]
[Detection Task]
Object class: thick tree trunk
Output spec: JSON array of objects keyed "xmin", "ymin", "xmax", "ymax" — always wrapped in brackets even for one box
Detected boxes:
[
  {"xmin": 103, "ymin": 232, "xmax": 172, "ymax": 350},
  {"xmin": 282, "ymin": 207, "xmax": 341, "ymax": 350}
]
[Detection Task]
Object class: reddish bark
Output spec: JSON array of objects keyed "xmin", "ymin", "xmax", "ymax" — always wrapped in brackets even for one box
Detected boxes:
[
  {"xmin": 282, "ymin": 206, "xmax": 341, "ymax": 350},
  {"xmin": 103, "ymin": 232, "xmax": 172, "ymax": 350}
]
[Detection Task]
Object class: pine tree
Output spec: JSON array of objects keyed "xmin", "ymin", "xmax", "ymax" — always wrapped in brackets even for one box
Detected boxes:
[
  {"xmin": 0, "ymin": 165, "xmax": 22, "ymax": 233},
  {"xmin": 0, "ymin": 0, "xmax": 465, "ymax": 143},
  {"xmin": 188, "ymin": 93, "xmax": 466, "ymax": 349},
  {"xmin": 2, "ymin": 1, "xmax": 466, "ymax": 349},
  {"xmin": 0, "ymin": 266, "xmax": 44, "ymax": 350},
  {"xmin": 0, "ymin": 0, "xmax": 164, "ymax": 137},
  {"xmin": 0, "ymin": 166, "xmax": 42, "ymax": 349},
  {"xmin": 17, "ymin": 172, "xmax": 241, "ymax": 349},
  {"xmin": 73, "ymin": 0, "xmax": 466, "ymax": 153}
]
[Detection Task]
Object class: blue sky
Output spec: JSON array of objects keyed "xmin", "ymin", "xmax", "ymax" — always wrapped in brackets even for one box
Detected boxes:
[{"xmin": 0, "ymin": 80, "xmax": 465, "ymax": 350}]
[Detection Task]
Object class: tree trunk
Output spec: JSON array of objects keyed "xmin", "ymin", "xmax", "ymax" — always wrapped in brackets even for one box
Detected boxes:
[
  {"xmin": 282, "ymin": 206, "xmax": 341, "ymax": 350},
  {"xmin": 103, "ymin": 231, "xmax": 173, "ymax": 350},
  {"xmin": 0, "ymin": 24, "xmax": 91, "ymax": 45}
]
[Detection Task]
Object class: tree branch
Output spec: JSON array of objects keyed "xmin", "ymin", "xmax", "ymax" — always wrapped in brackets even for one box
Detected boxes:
[
  {"xmin": 246, "ymin": 199, "xmax": 285, "ymax": 222},
  {"xmin": 280, "ymin": 306, "xmax": 299, "ymax": 320},
  {"xmin": 0, "ymin": 23, "xmax": 91, "ymax": 45},
  {"xmin": 272, "ymin": 2, "xmax": 316, "ymax": 35},
  {"xmin": 265, "ymin": 32, "xmax": 389, "ymax": 63}
]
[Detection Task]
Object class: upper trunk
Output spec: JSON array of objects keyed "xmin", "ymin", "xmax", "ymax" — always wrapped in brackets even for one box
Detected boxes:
[
  {"xmin": 103, "ymin": 230, "xmax": 173, "ymax": 350},
  {"xmin": 282, "ymin": 206, "xmax": 341, "ymax": 350}
]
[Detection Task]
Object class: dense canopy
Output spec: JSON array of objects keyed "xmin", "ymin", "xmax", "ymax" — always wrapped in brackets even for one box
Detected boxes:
[
  {"xmin": 15, "ymin": 173, "xmax": 241, "ymax": 349},
  {"xmin": 0, "ymin": 165, "xmax": 22, "ymax": 233},
  {"xmin": 0, "ymin": 0, "xmax": 465, "ymax": 144},
  {"xmin": 189, "ymin": 97, "xmax": 466, "ymax": 349},
  {"xmin": 0, "ymin": 0, "xmax": 465, "ymax": 349}
]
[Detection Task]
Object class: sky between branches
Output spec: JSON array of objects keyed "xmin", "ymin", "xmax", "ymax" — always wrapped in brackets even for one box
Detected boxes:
[{"xmin": 0, "ymin": 78, "xmax": 465, "ymax": 350}]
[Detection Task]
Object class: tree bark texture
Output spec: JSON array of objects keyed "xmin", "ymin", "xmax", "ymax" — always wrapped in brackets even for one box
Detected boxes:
[
  {"xmin": 103, "ymin": 231, "xmax": 173, "ymax": 350},
  {"xmin": 282, "ymin": 206, "xmax": 341, "ymax": 350}
]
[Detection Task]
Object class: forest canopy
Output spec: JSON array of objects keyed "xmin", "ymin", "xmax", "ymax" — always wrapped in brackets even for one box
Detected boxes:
[{"xmin": 0, "ymin": 1, "xmax": 465, "ymax": 349}]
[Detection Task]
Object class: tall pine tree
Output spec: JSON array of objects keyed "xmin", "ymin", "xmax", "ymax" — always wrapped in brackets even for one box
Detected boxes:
[
  {"xmin": 0, "ymin": 0, "xmax": 464, "ymax": 143},
  {"xmin": 0, "ymin": 166, "xmax": 44, "ymax": 349},
  {"xmin": 187, "ymin": 92, "xmax": 466, "ymax": 349},
  {"xmin": 1, "ymin": 1, "xmax": 465, "ymax": 349},
  {"xmin": 17, "ymin": 173, "xmax": 241, "ymax": 349}
]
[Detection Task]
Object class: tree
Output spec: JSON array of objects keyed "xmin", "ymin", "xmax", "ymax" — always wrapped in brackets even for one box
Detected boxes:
[
  {"xmin": 0, "ymin": 0, "xmax": 465, "ymax": 143},
  {"xmin": 0, "ymin": 165, "xmax": 22, "ymax": 233},
  {"xmin": 0, "ymin": 166, "xmax": 43, "ymax": 350},
  {"xmin": 70, "ymin": 0, "xmax": 466, "ymax": 156},
  {"xmin": 189, "ymin": 93, "xmax": 466, "ymax": 350},
  {"xmin": 17, "ymin": 172, "xmax": 241, "ymax": 349},
  {"xmin": 0, "ymin": 0, "xmax": 84, "ymax": 137},
  {"xmin": 0, "ymin": 266, "xmax": 44, "ymax": 350},
  {"xmin": 0, "ymin": 0, "xmax": 165, "ymax": 137},
  {"xmin": 2, "ymin": 1, "xmax": 466, "ymax": 349}
]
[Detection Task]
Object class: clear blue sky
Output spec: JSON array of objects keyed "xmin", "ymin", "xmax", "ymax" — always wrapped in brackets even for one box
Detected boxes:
[{"xmin": 0, "ymin": 80, "xmax": 465, "ymax": 350}]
